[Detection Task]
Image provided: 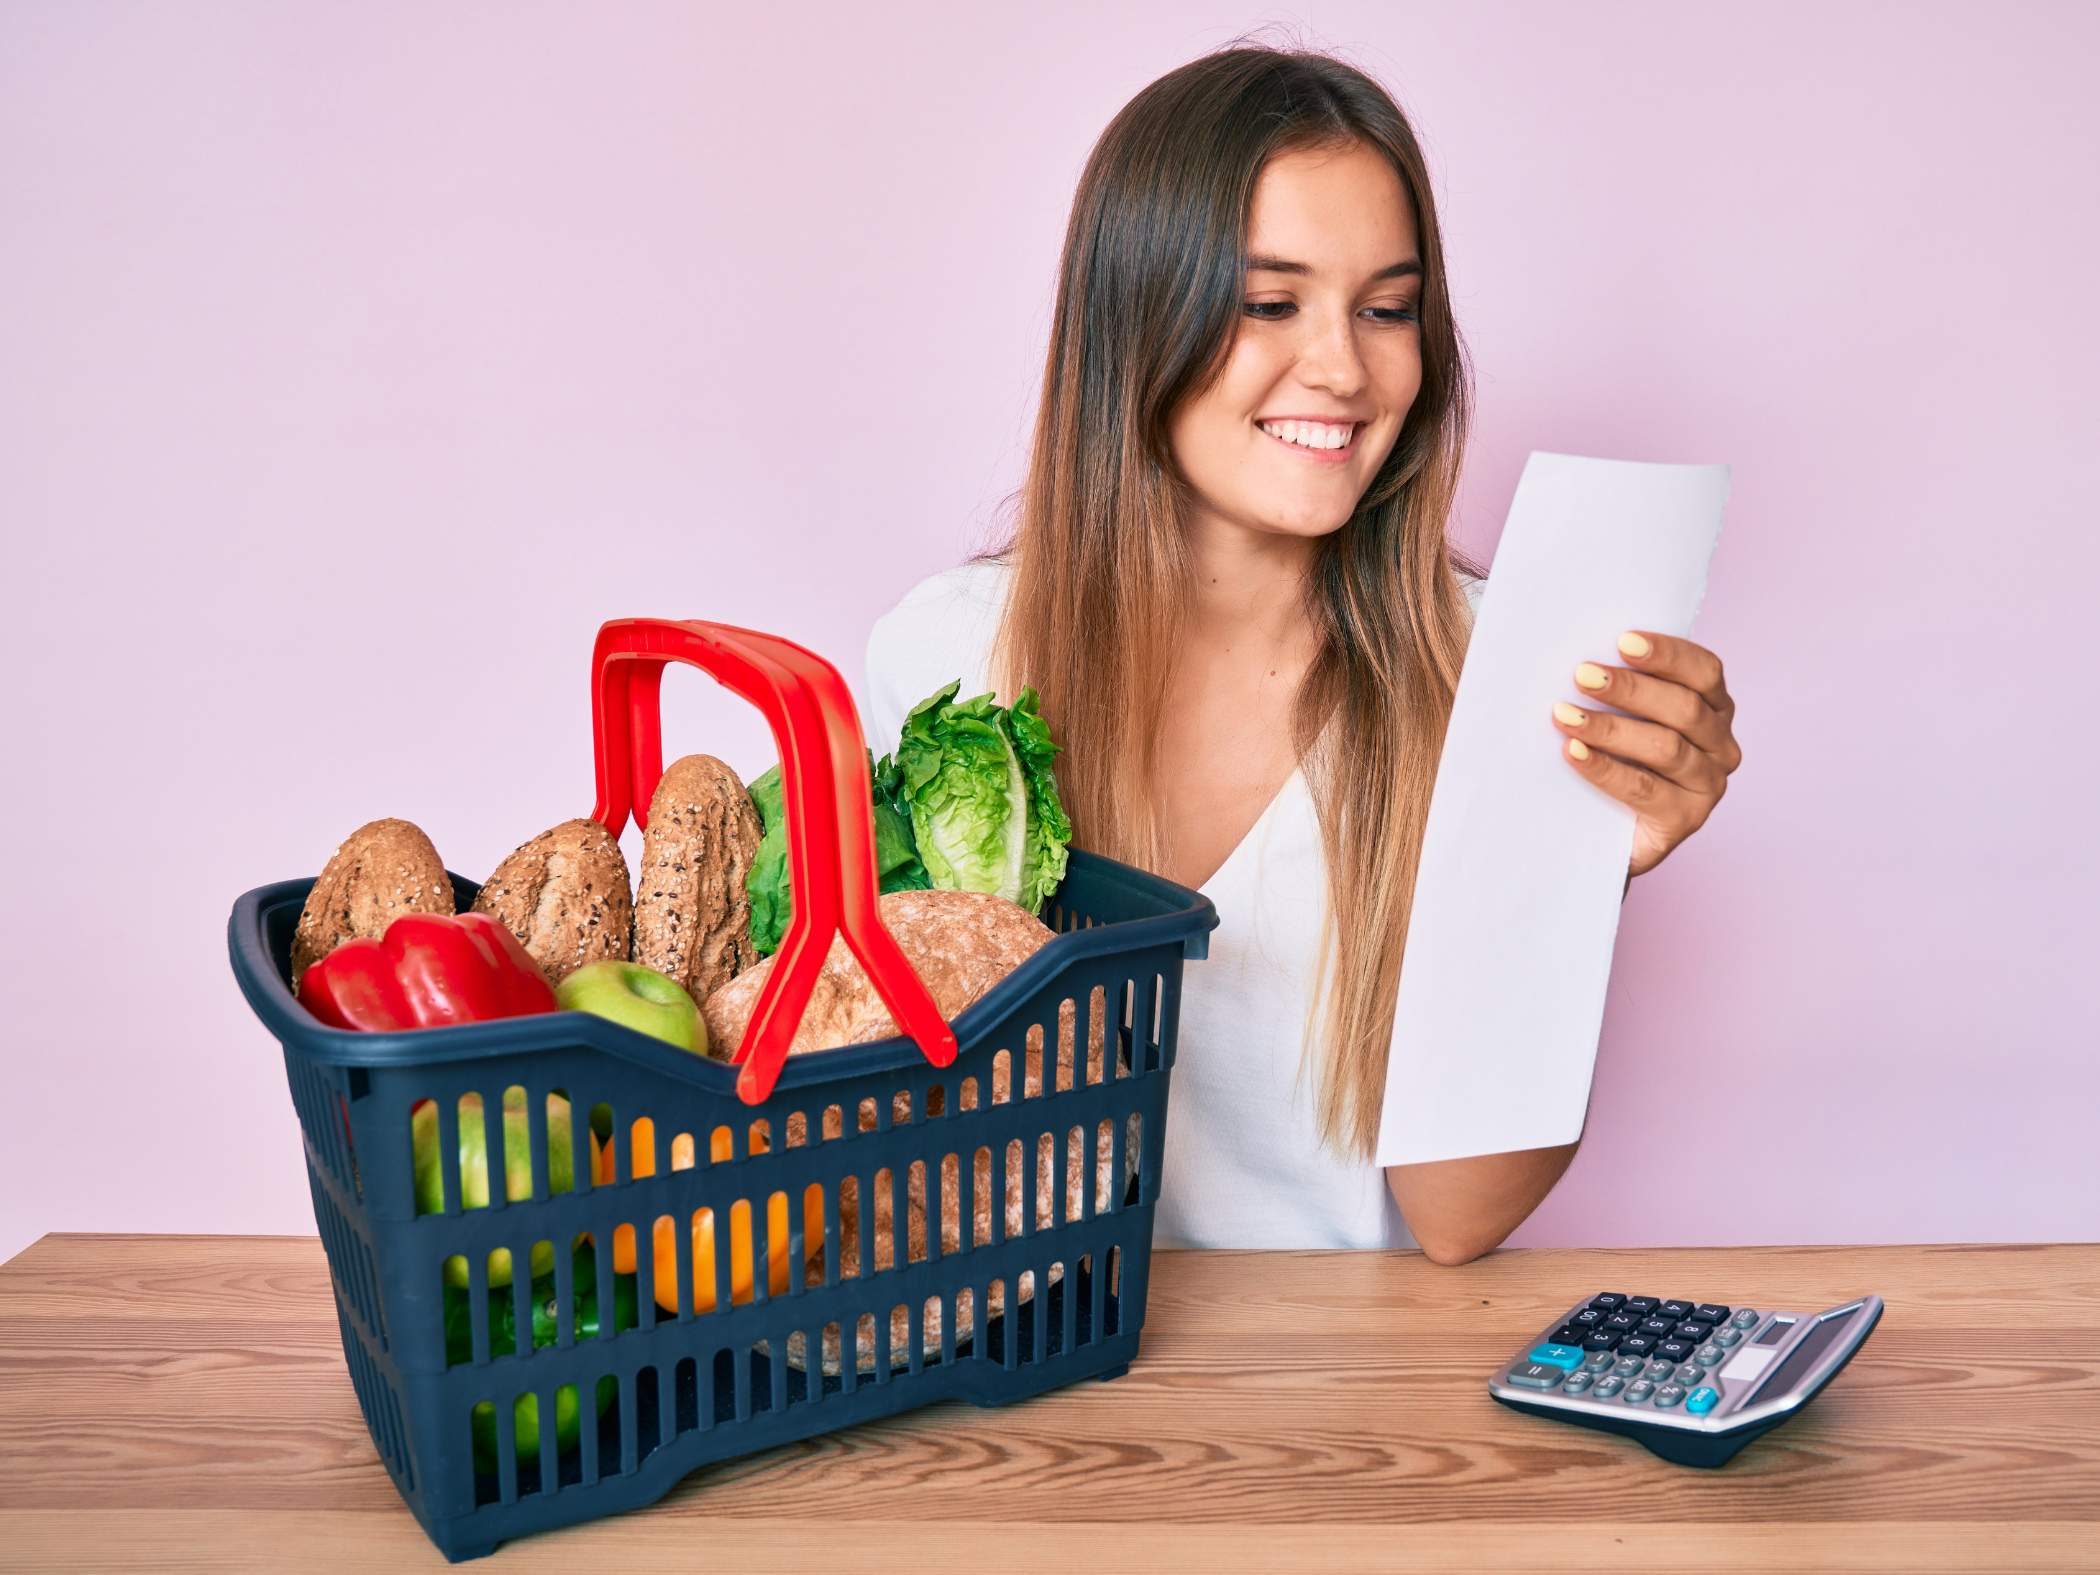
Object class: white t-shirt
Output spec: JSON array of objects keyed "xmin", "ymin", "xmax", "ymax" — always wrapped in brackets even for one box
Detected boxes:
[{"xmin": 858, "ymin": 556, "xmax": 1485, "ymax": 1250}]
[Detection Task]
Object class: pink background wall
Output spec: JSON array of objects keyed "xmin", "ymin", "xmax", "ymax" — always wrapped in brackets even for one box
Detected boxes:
[{"xmin": 4, "ymin": 3, "xmax": 2093, "ymax": 1263}]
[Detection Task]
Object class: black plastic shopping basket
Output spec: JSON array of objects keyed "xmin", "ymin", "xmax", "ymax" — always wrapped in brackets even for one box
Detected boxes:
[{"xmin": 226, "ymin": 616, "xmax": 1218, "ymax": 1560}]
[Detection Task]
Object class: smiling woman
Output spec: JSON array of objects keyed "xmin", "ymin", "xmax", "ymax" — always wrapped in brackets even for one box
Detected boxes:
[{"xmin": 864, "ymin": 40, "xmax": 1732, "ymax": 1264}]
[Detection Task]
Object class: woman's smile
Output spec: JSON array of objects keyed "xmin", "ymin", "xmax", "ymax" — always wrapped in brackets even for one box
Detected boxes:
[{"xmin": 1255, "ymin": 416, "xmax": 1364, "ymax": 467}]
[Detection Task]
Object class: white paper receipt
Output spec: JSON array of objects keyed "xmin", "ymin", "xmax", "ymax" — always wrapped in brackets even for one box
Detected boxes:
[{"xmin": 1374, "ymin": 451, "xmax": 1732, "ymax": 1168}]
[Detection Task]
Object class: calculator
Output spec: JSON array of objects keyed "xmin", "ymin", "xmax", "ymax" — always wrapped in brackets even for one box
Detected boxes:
[{"xmin": 1487, "ymin": 1290, "xmax": 1884, "ymax": 1466}]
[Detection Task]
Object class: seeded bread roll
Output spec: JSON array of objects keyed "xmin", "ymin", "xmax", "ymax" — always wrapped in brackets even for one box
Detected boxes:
[
  {"xmin": 291, "ymin": 818, "xmax": 454, "ymax": 992},
  {"xmin": 711, "ymin": 888, "xmax": 1135, "ymax": 1375},
  {"xmin": 632, "ymin": 754, "xmax": 765, "ymax": 1008},
  {"xmin": 470, "ymin": 817, "xmax": 633, "ymax": 985}
]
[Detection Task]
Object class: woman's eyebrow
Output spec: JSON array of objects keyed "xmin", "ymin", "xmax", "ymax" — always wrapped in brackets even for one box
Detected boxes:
[{"xmin": 1245, "ymin": 254, "xmax": 1423, "ymax": 281}]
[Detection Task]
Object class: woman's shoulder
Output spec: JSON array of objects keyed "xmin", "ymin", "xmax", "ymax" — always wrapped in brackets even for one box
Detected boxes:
[{"xmin": 884, "ymin": 555, "xmax": 1013, "ymax": 620}]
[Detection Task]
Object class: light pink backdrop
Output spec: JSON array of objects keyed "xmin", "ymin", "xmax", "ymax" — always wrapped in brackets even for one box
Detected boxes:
[{"xmin": 4, "ymin": 3, "xmax": 2093, "ymax": 1262}]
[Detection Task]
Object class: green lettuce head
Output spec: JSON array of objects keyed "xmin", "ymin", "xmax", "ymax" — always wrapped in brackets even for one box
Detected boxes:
[{"xmin": 890, "ymin": 679, "xmax": 1072, "ymax": 912}]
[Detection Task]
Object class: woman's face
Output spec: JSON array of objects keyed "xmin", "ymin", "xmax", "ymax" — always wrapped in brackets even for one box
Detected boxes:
[{"xmin": 1167, "ymin": 140, "xmax": 1425, "ymax": 547}]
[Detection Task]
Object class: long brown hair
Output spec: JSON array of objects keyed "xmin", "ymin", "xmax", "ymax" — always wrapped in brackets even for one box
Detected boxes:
[{"xmin": 978, "ymin": 40, "xmax": 1483, "ymax": 1161}]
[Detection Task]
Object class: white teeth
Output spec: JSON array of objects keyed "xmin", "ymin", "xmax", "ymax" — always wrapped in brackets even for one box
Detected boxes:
[{"xmin": 1260, "ymin": 419, "xmax": 1354, "ymax": 450}]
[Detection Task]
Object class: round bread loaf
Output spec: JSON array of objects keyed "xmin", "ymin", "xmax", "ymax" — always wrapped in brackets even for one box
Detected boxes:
[
  {"xmin": 712, "ymin": 888, "xmax": 1136, "ymax": 1375},
  {"xmin": 633, "ymin": 755, "xmax": 763, "ymax": 1008},
  {"xmin": 291, "ymin": 818, "xmax": 454, "ymax": 992},
  {"xmin": 470, "ymin": 817, "xmax": 633, "ymax": 985}
]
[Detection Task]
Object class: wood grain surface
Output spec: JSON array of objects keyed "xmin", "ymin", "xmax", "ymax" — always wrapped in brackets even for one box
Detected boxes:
[{"xmin": 0, "ymin": 1234, "xmax": 2093, "ymax": 1572}]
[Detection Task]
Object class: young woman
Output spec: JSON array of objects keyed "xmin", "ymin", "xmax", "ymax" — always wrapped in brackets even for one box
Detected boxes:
[{"xmin": 861, "ymin": 44, "xmax": 1741, "ymax": 1264}]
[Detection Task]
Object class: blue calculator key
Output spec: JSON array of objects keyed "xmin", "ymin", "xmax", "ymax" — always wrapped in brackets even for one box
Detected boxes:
[
  {"xmin": 1529, "ymin": 1343, "xmax": 1584, "ymax": 1370},
  {"xmin": 1686, "ymin": 1386, "xmax": 1720, "ymax": 1415}
]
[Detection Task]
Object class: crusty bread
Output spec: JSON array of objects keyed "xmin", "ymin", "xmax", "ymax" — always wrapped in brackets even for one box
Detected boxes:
[
  {"xmin": 703, "ymin": 887, "xmax": 1059, "ymax": 1058},
  {"xmin": 469, "ymin": 817, "xmax": 633, "ymax": 984},
  {"xmin": 632, "ymin": 755, "xmax": 763, "ymax": 1007},
  {"xmin": 291, "ymin": 818, "xmax": 454, "ymax": 992},
  {"xmin": 711, "ymin": 888, "xmax": 1136, "ymax": 1375}
]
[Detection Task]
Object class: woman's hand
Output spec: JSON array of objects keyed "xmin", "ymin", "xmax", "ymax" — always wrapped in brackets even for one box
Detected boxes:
[{"xmin": 1550, "ymin": 630, "xmax": 1741, "ymax": 880}]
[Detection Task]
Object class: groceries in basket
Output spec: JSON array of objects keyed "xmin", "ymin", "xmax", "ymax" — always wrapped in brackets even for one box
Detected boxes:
[
  {"xmin": 228, "ymin": 617, "xmax": 1217, "ymax": 1561},
  {"xmin": 288, "ymin": 678, "xmax": 1074, "ymax": 1029},
  {"xmin": 286, "ymin": 677, "xmax": 1108, "ymax": 1374}
]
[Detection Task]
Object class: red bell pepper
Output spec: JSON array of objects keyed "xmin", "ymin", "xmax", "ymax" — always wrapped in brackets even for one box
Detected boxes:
[{"xmin": 298, "ymin": 911, "xmax": 557, "ymax": 1032}]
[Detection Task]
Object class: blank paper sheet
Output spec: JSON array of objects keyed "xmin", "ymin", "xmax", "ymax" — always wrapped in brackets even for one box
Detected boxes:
[{"xmin": 1374, "ymin": 451, "xmax": 1732, "ymax": 1167}]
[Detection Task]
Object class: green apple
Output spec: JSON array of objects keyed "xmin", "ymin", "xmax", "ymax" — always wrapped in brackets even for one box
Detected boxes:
[
  {"xmin": 412, "ymin": 1088, "xmax": 578, "ymax": 1288},
  {"xmin": 555, "ymin": 960, "xmax": 707, "ymax": 1056}
]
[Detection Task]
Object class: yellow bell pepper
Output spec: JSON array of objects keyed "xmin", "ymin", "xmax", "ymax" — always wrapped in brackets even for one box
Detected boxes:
[{"xmin": 602, "ymin": 1118, "xmax": 822, "ymax": 1313}]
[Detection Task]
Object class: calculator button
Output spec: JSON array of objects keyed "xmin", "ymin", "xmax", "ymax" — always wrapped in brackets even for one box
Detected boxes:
[
  {"xmin": 1644, "ymin": 1358, "xmax": 1675, "ymax": 1381},
  {"xmin": 1686, "ymin": 1386, "xmax": 1720, "ymax": 1415},
  {"xmin": 1623, "ymin": 1297, "xmax": 1660, "ymax": 1316},
  {"xmin": 1529, "ymin": 1343, "xmax": 1584, "ymax": 1370},
  {"xmin": 1583, "ymin": 1332, "xmax": 1621, "ymax": 1352},
  {"xmin": 1658, "ymin": 1301, "xmax": 1693, "ymax": 1320},
  {"xmin": 1508, "ymin": 1362, "xmax": 1565, "ymax": 1389},
  {"xmin": 1714, "ymin": 1328, "xmax": 1742, "ymax": 1348},
  {"xmin": 1675, "ymin": 1322, "xmax": 1713, "ymax": 1343},
  {"xmin": 1603, "ymin": 1313, "xmax": 1641, "ymax": 1333},
  {"xmin": 1694, "ymin": 1305, "xmax": 1730, "ymax": 1324},
  {"xmin": 1562, "ymin": 1370, "xmax": 1595, "ymax": 1394},
  {"xmin": 1570, "ymin": 1308, "xmax": 1605, "ymax": 1328},
  {"xmin": 1694, "ymin": 1343, "xmax": 1724, "ymax": 1366},
  {"xmin": 1550, "ymin": 1325, "xmax": 1591, "ymax": 1345},
  {"xmin": 1611, "ymin": 1356, "xmax": 1644, "ymax": 1378},
  {"xmin": 1731, "ymin": 1310, "xmax": 1760, "ymax": 1329},
  {"xmin": 1639, "ymin": 1317, "xmax": 1676, "ymax": 1337},
  {"xmin": 1658, "ymin": 1340, "xmax": 1695, "ymax": 1362},
  {"xmin": 1593, "ymin": 1376, "xmax": 1625, "ymax": 1398},
  {"xmin": 1653, "ymin": 1384, "xmax": 1687, "ymax": 1407},
  {"xmin": 1588, "ymin": 1294, "xmax": 1627, "ymax": 1312},
  {"xmin": 1582, "ymin": 1350, "xmax": 1615, "ymax": 1371},
  {"xmin": 1618, "ymin": 1336, "xmax": 1656, "ymax": 1356},
  {"xmin": 1673, "ymin": 1363, "xmax": 1705, "ymax": 1385},
  {"xmin": 1624, "ymin": 1379, "xmax": 1655, "ymax": 1402}
]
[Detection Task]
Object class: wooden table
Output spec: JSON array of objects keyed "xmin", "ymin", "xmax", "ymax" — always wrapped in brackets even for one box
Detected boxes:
[{"xmin": 0, "ymin": 1235, "xmax": 2092, "ymax": 1571}]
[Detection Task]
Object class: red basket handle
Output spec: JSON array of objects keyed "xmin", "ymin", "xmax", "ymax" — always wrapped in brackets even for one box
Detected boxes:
[{"xmin": 588, "ymin": 618, "xmax": 957, "ymax": 1104}]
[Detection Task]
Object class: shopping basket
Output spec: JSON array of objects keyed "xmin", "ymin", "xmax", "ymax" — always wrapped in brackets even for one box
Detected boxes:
[{"xmin": 225, "ymin": 617, "xmax": 1218, "ymax": 1561}]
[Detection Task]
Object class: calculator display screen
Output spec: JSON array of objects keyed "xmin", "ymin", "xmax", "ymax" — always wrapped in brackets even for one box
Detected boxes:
[{"xmin": 1755, "ymin": 1309, "xmax": 1856, "ymax": 1394}]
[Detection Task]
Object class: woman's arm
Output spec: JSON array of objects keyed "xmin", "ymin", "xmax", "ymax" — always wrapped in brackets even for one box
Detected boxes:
[{"xmin": 1384, "ymin": 1142, "xmax": 1581, "ymax": 1265}]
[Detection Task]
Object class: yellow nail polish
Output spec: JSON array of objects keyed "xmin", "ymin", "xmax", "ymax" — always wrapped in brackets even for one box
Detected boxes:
[
  {"xmin": 1575, "ymin": 662, "xmax": 1609, "ymax": 690},
  {"xmin": 1568, "ymin": 738, "xmax": 1591, "ymax": 760},
  {"xmin": 1619, "ymin": 631, "xmax": 1651, "ymax": 659},
  {"xmin": 1553, "ymin": 701, "xmax": 1586, "ymax": 726}
]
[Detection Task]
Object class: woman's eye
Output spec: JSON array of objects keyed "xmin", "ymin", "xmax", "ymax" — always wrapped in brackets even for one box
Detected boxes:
[{"xmin": 1241, "ymin": 301, "xmax": 1419, "ymax": 324}]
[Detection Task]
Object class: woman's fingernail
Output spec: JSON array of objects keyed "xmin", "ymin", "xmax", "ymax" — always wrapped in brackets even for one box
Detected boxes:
[
  {"xmin": 1619, "ymin": 631, "xmax": 1651, "ymax": 659},
  {"xmin": 1553, "ymin": 701, "xmax": 1587, "ymax": 727},
  {"xmin": 1568, "ymin": 738, "xmax": 1591, "ymax": 760},
  {"xmin": 1575, "ymin": 662, "xmax": 1610, "ymax": 690}
]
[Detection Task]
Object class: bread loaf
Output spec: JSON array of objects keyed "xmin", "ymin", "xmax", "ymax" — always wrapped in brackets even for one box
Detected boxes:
[
  {"xmin": 711, "ymin": 888, "xmax": 1136, "ymax": 1375},
  {"xmin": 470, "ymin": 817, "xmax": 633, "ymax": 985},
  {"xmin": 291, "ymin": 818, "xmax": 454, "ymax": 992},
  {"xmin": 633, "ymin": 755, "xmax": 763, "ymax": 1007}
]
